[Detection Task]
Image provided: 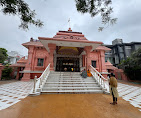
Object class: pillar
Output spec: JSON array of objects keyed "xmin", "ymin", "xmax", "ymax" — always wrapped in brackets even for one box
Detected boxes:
[
  {"xmin": 54, "ymin": 54, "xmax": 57, "ymax": 71},
  {"xmin": 98, "ymin": 51, "xmax": 102, "ymax": 72},
  {"xmin": 82, "ymin": 55, "xmax": 85, "ymax": 67},
  {"xmin": 22, "ymin": 46, "xmax": 34, "ymax": 81},
  {"xmin": 48, "ymin": 43, "xmax": 56, "ymax": 71},
  {"xmin": 100, "ymin": 50, "xmax": 108, "ymax": 78},
  {"xmin": 16, "ymin": 67, "xmax": 20, "ymax": 80},
  {"xmin": 84, "ymin": 46, "xmax": 92, "ymax": 70},
  {"xmin": 79, "ymin": 55, "xmax": 82, "ymax": 71}
]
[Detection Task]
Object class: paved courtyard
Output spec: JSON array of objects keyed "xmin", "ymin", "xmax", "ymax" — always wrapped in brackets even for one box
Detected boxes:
[
  {"xmin": 0, "ymin": 80, "xmax": 141, "ymax": 118},
  {"xmin": 118, "ymin": 83, "xmax": 141, "ymax": 111},
  {"xmin": 0, "ymin": 81, "xmax": 33, "ymax": 110}
]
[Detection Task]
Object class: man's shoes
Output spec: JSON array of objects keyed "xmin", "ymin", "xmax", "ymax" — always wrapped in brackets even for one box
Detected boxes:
[{"xmin": 110, "ymin": 102, "xmax": 116, "ymax": 105}]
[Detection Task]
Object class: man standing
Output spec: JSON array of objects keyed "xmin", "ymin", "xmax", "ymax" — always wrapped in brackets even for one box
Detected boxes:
[{"xmin": 109, "ymin": 73, "xmax": 119, "ymax": 105}]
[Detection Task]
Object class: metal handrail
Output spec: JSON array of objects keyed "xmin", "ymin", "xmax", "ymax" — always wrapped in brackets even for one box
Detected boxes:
[
  {"xmin": 90, "ymin": 65, "xmax": 107, "ymax": 90},
  {"xmin": 32, "ymin": 63, "xmax": 50, "ymax": 93}
]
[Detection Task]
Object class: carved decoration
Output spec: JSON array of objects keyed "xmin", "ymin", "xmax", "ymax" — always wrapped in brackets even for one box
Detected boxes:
[{"xmin": 63, "ymin": 36, "xmax": 80, "ymax": 40}]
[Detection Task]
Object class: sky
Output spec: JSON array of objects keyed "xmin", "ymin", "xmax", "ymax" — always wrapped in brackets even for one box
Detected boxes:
[{"xmin": 0, "ymin": 0, "xmax": 141, "ymax": 56}]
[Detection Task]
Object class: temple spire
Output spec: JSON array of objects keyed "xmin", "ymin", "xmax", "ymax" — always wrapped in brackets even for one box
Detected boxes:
[
  {"xmin": 68, "ymin": 18, "xmax": 72, "ymax": 31},
  {"xmin": 68, "ymin": 18, "xmax": 71, "ymax": 28}
]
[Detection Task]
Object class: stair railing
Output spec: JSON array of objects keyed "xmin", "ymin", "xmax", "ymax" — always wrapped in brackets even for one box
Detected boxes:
[
  {"xmin": 90, "ymin": 65, "xmax": 108, "ymax": 91},
  {"xmin": 32, "ymin": 63, "xmax": 50, "ymax": 95}
]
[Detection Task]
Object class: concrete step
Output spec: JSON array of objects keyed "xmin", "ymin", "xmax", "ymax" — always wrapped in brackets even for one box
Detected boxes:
[
  {"xmin": 44, "ymin": 84, "xmax": 99, "ymax": 87},
  {"xmin": 59, "ymin": 80, "xmax": 83, "ymax": 82},
  {"xmin": 48, "ymin": 77, "xmax": 94, "ymax": 79},
  {"xmin": 49, "ymin": 75, "xmax": 81, "ymax": 77},
  {"xmin": 59, "ymin": 78, "xmax": 81, "ymax": 79},
  {"xmin": 57, "ymin": 80, "xmax": 84, "ymax": 82},
  {"xmin": 58, "ymin": 79, "xmax": 82, "ymax": 80},
  {"xmin": 47, "ymin": 79, "xmax": 82, "ymax": 81},
  {"xmin": 50, "ymin": 72, "xmax": 81, "ymax": 74},
  {"xmin": 60, "ymin": 77, "xmax": 81, "ymax": 79},
  {"xmin": 48, "ymin": 77, "xmax": 81, "ymax": 78},
  {"xmin": 42, "ymin": 87, "xmax": 102, "ymax": 90},
  {"xmin": 47, "ymin": 78, "xmax": 95, "ymax": 81},
  {"xmin": 45, "ymin": 82, "xmax": 97, "ymax": 84},
  {"xmin": 42, "ymin": 71, "xmax": 102, "ymax": 94},
  {"xmin": 41, "ymin": 89, "xmax": 103, "ymax": 94},
  {"xmin": 60, "ymin": 75, "xmax": 81, "ymax": 77},
  {"xmin": 48, "ymin": 76, "xmax": 81, "ymax": 78},
  {"xmin": 83, "ymin": 79, "xmax": 96, "ymax": 82}
]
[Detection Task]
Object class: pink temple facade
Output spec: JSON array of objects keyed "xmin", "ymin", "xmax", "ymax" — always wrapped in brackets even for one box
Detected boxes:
[{"xmin": 19, "ymin": 28, "xmax": 111, "ymax": 81}]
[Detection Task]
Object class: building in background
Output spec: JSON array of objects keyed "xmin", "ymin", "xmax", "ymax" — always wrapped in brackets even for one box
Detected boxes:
[
  {"xmin": 6, "ymin": 51, "xmax": 23, "ymax": 64},
  {"xmin": 105, "ymin": 39, "xmax": 141, "ymax": 67},
  {"xmin": 10, "ymin": 57, "xmax": 27, "ymax": 80}
]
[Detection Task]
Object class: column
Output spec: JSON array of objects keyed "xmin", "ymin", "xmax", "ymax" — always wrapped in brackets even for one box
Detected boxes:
[
  {"xmin": 54, "ymin": 54, "xmax": 57, "ymax": 71},
  {"xmin": 98, "ymin": 51, "xmax": 102, "ymax": 72},
  {"xmin": 31, "ymin": 47, "xmax": 36, "ymax": 71},
  {"xmin": 79, "ymin": 55, "xmax": 82, "ymax": 71},
  {"xmin": 82, "ymin": 55, "xmax": 84, "ymax": 67},
  {"xmin": 22, "ymin": 46, "xmax": 34, "ymax": 81},
  {"xmin": 48, "ymin": 43, "xmax": 56, "ymax": 71},
  {"xmin": 100, "ymin": 50, "xmax": 108, "ymax": 78},
  {"xmin": 84, "ymin": 46, "xmax": 92, "ymax": 70},
  {"xmin": 16, "ymin": 67, "xmax": 20, "ymax": 80}
]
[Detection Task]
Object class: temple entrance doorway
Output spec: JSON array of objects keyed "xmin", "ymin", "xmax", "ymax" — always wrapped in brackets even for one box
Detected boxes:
[{"xmin": 56, "ymin": 57, "xmax": 80, "ymax": 72}]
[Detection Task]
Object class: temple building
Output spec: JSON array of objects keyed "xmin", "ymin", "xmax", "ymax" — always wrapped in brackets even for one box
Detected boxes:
[{"xmin": 19, "ymin": 28, "xmax": 111, "ymax": 81}]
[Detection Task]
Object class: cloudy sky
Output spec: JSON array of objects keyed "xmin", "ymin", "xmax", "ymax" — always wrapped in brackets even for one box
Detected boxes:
[{"xmin": 0, "ymin": 0, "xmax": 141, "ymax": 56}]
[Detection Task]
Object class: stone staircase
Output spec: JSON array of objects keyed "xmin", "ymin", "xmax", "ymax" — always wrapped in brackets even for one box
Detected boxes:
[{"xmin": 41, "ymin": 71, "xmax": 104, "ymax": 94}]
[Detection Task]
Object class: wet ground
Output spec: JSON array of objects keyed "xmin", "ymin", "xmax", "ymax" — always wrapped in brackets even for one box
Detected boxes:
[
  {"xmin": 0, "ymin": 79, "xmax": 141, "ymax": 118},
  {"xmin": 0, "ymin": 80, "xmax": 18, "ymax": 85},
  {"xmin": 0, "ymin": 94, "xmax": 141, "ymax": 118}
]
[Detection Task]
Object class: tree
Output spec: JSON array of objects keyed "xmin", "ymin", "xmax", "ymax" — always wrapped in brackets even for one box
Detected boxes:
[
  {"xmin": 1, "ymin": 0, "xmax": 116, "ymax": 30},
  {"xmin": 131, "ymin": 47, "xmax": 141, "ymax": 67},
  {"xmin": 0, "ymin": 48, "xmax": 8, "ymax": 63},
  {"xmin": 2, "ymin": 64, "xmax": 13, "ymax": 80},
  {"xmin": 119, "ymin": 47, "xmax": 141, "ymax": 81},
  {"xmin": 0, "ymin": 0, "xmax": 43, "ymax": 30},
  {"xmin": 75, "ymin": 0, "xmax": 117, "ymax": 31}
]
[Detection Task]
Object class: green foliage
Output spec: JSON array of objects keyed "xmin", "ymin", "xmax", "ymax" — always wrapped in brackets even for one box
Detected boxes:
[
  {"xmin": 2, "ymin": 64, "xmax": 13, "ymax": 80},
  {"xmin": 0, "ymin": 0, "xmax": 43, "ymax": 30},
  {"xmin": 131, "ymin": 47, "xmax": 141, "ymax": 67},
  {"xmin": 119, "ymin": 47, "xmax": 141, "ymax": 81},
  {"xmin": 0, "ymin": 48, "xmax": 8, "ymax": 63},
  {"xmin": 1, "ymin": 0, "xmax": 116, "ymax": 30},
  {"xmin": 75, "ymin": 0, "xmax": 117, "ymax": 31}
]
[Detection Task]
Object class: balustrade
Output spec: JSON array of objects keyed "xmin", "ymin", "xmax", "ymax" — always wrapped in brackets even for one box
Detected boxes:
[
  {"xmin": 32, "ymin": 63, "xmax": 50, "ymax": 94},
  {"xmin": 90, "ymin": 65, "xmax": 108, "ymax": 91}
]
